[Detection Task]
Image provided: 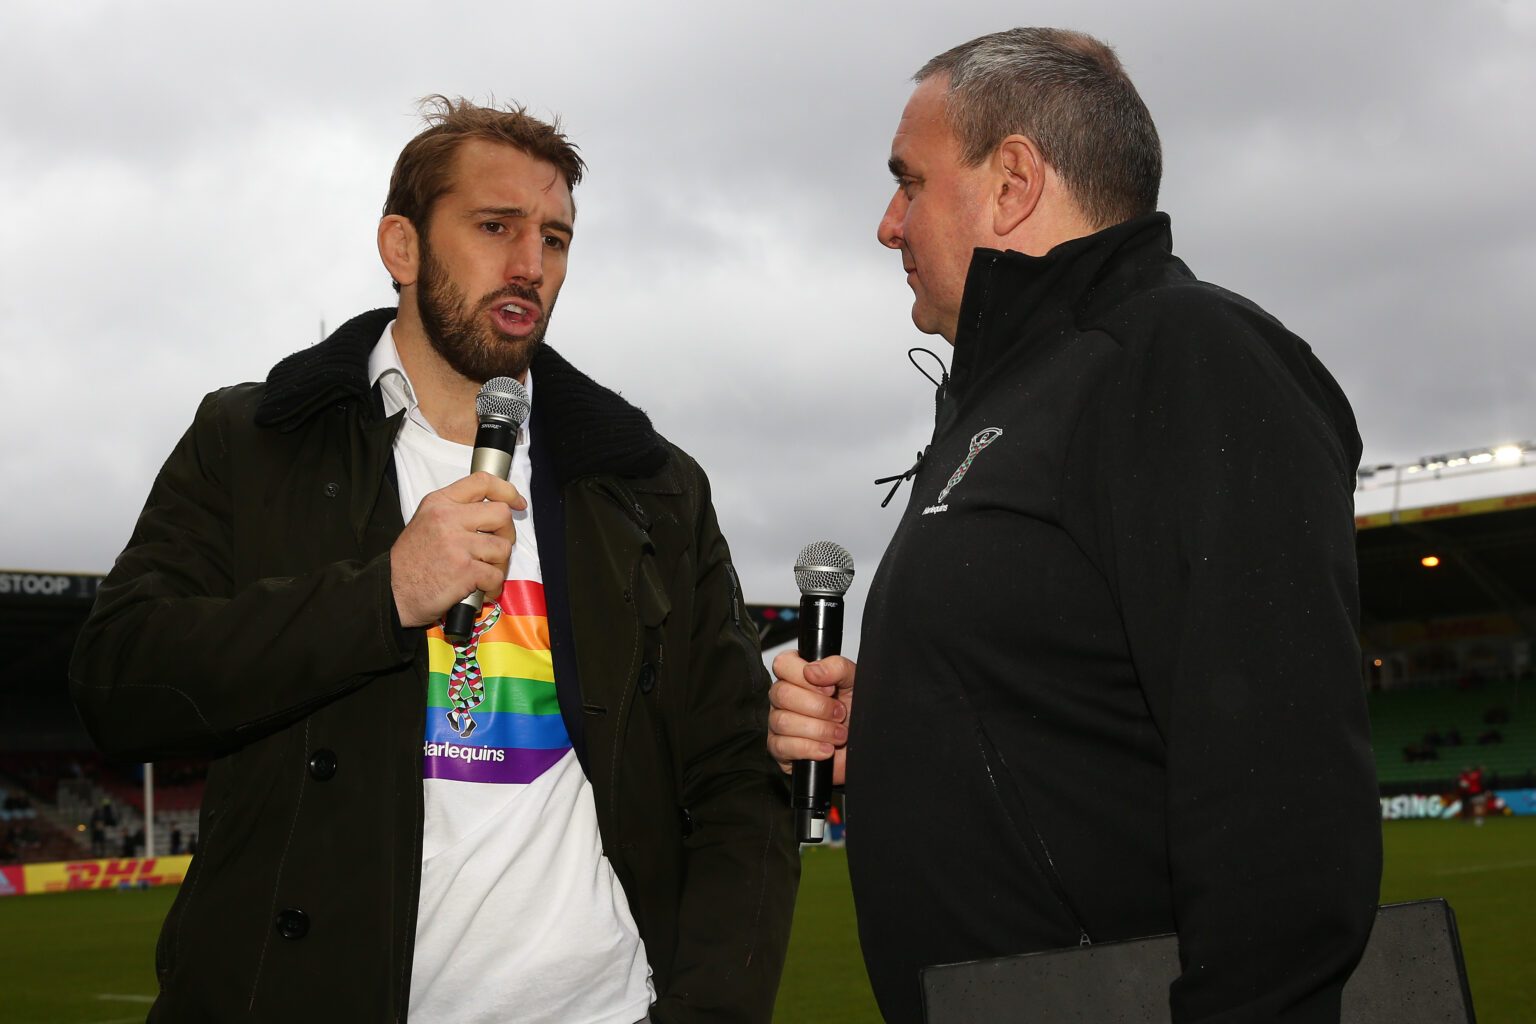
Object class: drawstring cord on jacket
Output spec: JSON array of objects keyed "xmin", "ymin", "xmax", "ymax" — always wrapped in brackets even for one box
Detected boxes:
[{"xmin": 873, "ymin": 348, "xmax": 949, "ymax": 508}]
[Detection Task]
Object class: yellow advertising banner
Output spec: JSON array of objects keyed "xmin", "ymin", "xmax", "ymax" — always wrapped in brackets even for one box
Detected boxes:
[
  {"xmin": 1357, "ymin": 489, "xmax": 1536, "ymax": 530},
  {"xmin": 18, "ymin": 855, "xmax": 191, "ymax": 895}
]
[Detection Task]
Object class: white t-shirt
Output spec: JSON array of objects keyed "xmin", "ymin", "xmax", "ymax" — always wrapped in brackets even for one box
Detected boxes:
[{"xmin": 369, "ymin": 325, "xmax": 652, "ymax": 1024}]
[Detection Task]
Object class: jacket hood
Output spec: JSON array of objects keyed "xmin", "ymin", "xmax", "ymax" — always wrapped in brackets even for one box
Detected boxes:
[{"xmin": 255, "ymin": 308, "xmax": 668, "ymax": 484}]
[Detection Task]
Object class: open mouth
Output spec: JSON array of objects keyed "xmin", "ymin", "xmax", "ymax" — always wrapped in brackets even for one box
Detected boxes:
[{"xmin": 489, "ymin": 299, "xmax": 540, "ymax": 336}]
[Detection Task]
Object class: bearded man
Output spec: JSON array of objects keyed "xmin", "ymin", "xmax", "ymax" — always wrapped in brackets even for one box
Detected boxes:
[{"xmin": 70, "ymin": 97, "xmax": 797, "ymax": 1024}]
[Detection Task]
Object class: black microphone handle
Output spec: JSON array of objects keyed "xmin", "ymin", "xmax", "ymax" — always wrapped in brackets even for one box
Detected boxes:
[
  {"xmin": 792, "ymin": 593, "xmax": 844, "ymax": 843},
  {"xmin": 443, "ymin": 420, "xmax": 518, "ymax": 642}
]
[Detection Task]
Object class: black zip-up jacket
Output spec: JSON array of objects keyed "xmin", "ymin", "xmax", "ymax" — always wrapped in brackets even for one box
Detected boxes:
[
  {"xmin": 851, "ymin": 215, "xmax": 1381, "ymax": 1023},
  {"xmin": 69, "ymin": 309, "xmax": 798, "ymax": 1022}
]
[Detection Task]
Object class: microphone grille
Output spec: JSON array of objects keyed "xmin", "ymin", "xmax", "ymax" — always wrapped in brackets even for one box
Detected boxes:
[
  {"xmin": 794, "ymin": 541, "xmax": 855, "ymax": 597},
  {"xmin": 477, "ymin": 376, "xmax": 531, "ymax": 425}
]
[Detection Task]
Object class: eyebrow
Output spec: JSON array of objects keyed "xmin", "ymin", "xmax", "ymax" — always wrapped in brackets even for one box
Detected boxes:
[{"xmin": 469, "ymin": 206, "xmax": 574, "ymax": 237}]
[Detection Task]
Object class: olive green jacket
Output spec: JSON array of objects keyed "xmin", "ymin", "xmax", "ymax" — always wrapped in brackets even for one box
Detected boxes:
[{"xmin": 69, "ymin": 309, "xmax": 798, "ymax": 1023}]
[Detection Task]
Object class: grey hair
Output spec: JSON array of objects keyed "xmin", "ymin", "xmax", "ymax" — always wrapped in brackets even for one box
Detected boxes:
[{"xmin": 916, "ymin": 27, "xmax": 1162, "ymax": 230}]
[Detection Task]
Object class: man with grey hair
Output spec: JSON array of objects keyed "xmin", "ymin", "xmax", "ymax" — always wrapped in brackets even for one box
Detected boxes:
[{"xmin": 769, "ymin": 27, "xmax": 1381, "ymax": 1023}]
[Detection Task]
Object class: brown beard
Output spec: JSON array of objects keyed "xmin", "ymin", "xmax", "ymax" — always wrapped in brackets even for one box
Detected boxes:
[{"xmin": 415, "ymin": 236, "xmax": 554, "ymax": 382}]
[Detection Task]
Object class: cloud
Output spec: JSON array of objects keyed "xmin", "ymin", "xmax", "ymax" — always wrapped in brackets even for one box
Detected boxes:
[{"xmin": 1, "ymin": 0, "xmax": 1530, "ymax": 663}]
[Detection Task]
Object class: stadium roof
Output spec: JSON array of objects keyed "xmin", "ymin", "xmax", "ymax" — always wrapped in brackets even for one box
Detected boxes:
[
  {"xmin": 1354, "ymin": 446, "xmax": 1536, "ymax": 634},
  {"xmin": 1356, "ymin": 492, "xmax": 1536, "ymax": 630},
  {"xmin": 0, "ymin": 572, "xmax": 99, "ymax": 678}
]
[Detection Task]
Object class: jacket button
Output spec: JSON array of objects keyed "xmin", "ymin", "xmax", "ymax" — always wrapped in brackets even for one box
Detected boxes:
[
  {"xmin": 637, "ymin": 663, "xmax": 656, "ymax": 694},
  {"xmin": 275, "ymin": 908, "xmax": 309, "ymax": 939},
  {"xmin": 307, "ymin": 749, "xmax": 338, "ymax": 781},
  {"xmin": 323, "ymin": 482, "xmax": 340, "ymax": 498}
]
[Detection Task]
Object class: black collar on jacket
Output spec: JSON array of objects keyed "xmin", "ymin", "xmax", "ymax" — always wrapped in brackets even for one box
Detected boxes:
[
  {"xmin": 254, "ymin": 307, "xmax": 668, "ymax": 484},
  {"xmin": 947, "ymin": 212, "xmax": 1188, "ymax": 410}
]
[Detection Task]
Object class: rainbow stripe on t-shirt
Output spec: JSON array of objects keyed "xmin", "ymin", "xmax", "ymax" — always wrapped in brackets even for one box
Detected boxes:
[{"xmin": 422, "ymin": 579, "xmax": 570, "ymax": 785}]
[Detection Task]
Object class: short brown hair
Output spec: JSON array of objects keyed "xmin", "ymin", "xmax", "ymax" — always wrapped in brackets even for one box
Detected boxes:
[
  {"xmin": 383, "ymin": 94, "xmax": 585, "ymax": 244},
  {"xmin": 917, "ymin": 28, "xmax": 1161, "ymax": 230}
]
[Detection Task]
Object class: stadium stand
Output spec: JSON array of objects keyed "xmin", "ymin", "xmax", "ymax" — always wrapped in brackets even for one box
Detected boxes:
[
  {"xmin": 1369, "ymin": 675, "xmax": 1536, "ymax": 789},
  {"xmin": 0, "ymin": 750, "xmax": 208, "ymax": 861},
  {"xmin": 0, "ymin": 770, "xmax": 90, "ymax": 864}
]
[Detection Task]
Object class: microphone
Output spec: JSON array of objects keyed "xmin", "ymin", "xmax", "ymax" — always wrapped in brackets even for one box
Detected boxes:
[
  {"xmin": 791, "ymin": 541, "xmax": 855, "ymax": 843},
  {"xmin": 443, "ymin": 376, "xmax": 531, "ymax": 643}
]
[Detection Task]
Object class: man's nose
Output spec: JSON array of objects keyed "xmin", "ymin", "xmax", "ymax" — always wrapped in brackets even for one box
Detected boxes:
[
  {"xmin": 877, "ymin": 191, "xmax": 904, "ymax": 250},
  {"xmin": 505, "ymin": 232, "xmax": 545, "ymax": 284}
]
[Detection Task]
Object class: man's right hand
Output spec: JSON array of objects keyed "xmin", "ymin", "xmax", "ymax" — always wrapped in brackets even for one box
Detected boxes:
[
  {"xmin": 768, "ymin": 652, "xmax": 857, "ymax": 787},
  {"xmin": 389, "ymin": 472, "xmax": 527, "ymax": 629}
]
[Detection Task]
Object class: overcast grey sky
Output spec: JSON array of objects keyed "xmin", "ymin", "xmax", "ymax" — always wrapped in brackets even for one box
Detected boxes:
[{"xmin": 3, "ymin": 0, "xmax": 1533, "ymax": 652}]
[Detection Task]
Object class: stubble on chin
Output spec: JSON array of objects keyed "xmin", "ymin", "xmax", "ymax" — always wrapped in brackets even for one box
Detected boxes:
[{"xmin": 417, "ymin": 247, "xmax": 550, "ymax": 382}]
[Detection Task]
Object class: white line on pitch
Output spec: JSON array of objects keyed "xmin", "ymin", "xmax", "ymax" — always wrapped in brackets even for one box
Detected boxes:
[
  {"xmin": 93, "ymin": 993, "xmax": 157, "ymax": 1002},
  {"xmin": 1433, "ymin": 857, "xmax": 1536, "ymax": 876}
]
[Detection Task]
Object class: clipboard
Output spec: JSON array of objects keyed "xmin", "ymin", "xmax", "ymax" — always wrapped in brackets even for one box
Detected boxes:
[{"xmin": 920, "ymin": 898, "xmax": 1475, "ymax": 1023}]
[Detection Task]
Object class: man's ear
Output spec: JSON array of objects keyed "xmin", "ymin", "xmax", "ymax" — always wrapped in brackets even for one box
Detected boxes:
[
  {"xmin": 993, "ymin": 135, "xmax": 1045, "ymax": 235},
  {"xmin": 378, "ymin": 214, "xmax": 421, "ymax": 289}
]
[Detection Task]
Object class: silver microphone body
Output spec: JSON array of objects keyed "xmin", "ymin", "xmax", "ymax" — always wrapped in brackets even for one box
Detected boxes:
[{"xmin": 443, "ymin": 377, "xmax": 530, "ymax": 643}]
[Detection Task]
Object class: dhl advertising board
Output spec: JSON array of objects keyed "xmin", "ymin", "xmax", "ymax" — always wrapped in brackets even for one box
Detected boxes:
[{"xmin": 0, "ymin": 855, "xmax": 192, "ymax": 897}]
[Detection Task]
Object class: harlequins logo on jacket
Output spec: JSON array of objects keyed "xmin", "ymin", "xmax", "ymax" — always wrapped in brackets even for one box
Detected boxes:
[{"xmin": 923, "ymin": 427, "xmax": 1003, "ymax": 515}]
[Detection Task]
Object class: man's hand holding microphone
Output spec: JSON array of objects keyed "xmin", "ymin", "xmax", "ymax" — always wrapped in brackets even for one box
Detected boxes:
[
  {"xmin": 768, "ymin": 650, "xmax": 858, "ymax": 786},
  {"xmin": 388, "ymin": 376, "xmax": 530, "ymax": 632},
  {"xmin": 769, "ymin": 542, "xmax": 860, "ymax": 842},
  {"xmin": 389, "ymin": 472, "xmax": 525, "ymax": 629}
]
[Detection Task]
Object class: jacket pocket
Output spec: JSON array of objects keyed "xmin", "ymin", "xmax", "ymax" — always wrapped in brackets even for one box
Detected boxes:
[
  {"xmin": 154, "ymin": 751, "xmax": 236, "ymax": 983},
  {"xmin": 973, "ymin": 721, "xmax": 1093, "ymax": 945}
]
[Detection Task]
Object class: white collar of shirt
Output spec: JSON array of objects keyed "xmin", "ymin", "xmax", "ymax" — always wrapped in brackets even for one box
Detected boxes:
[{"xmin": 366, "ymin": 320, "xmax": 534, "ymax": 438}]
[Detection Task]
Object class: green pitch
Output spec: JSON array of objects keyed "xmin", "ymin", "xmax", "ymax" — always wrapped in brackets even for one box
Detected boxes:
[{"xmin": 2, "ymin": 819, "xmax": 1532, "ymax": 1023}]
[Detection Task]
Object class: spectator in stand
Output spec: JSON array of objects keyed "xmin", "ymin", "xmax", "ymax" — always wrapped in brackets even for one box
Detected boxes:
[
  {"xmin": 1477, "ymin": 727, "xmax": 1504, "ymax": 746},
  {"xmin": 119, "ymin": 828, "xmax": 133, "ymax": 858},
  {"xmin": 170, "ymin": 825, "xmax": 183, "ymax": 856},
  {"xmin": 90, "ymin": 818, "xmax": 107, "ymax": 857},
  {"xmin": 1444, "ymin": 726, "xmax": 1462, "ymax": 746},
  {"xmin": 2, "ymin": 791, "xmax": 34, "ymax": 815}
]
